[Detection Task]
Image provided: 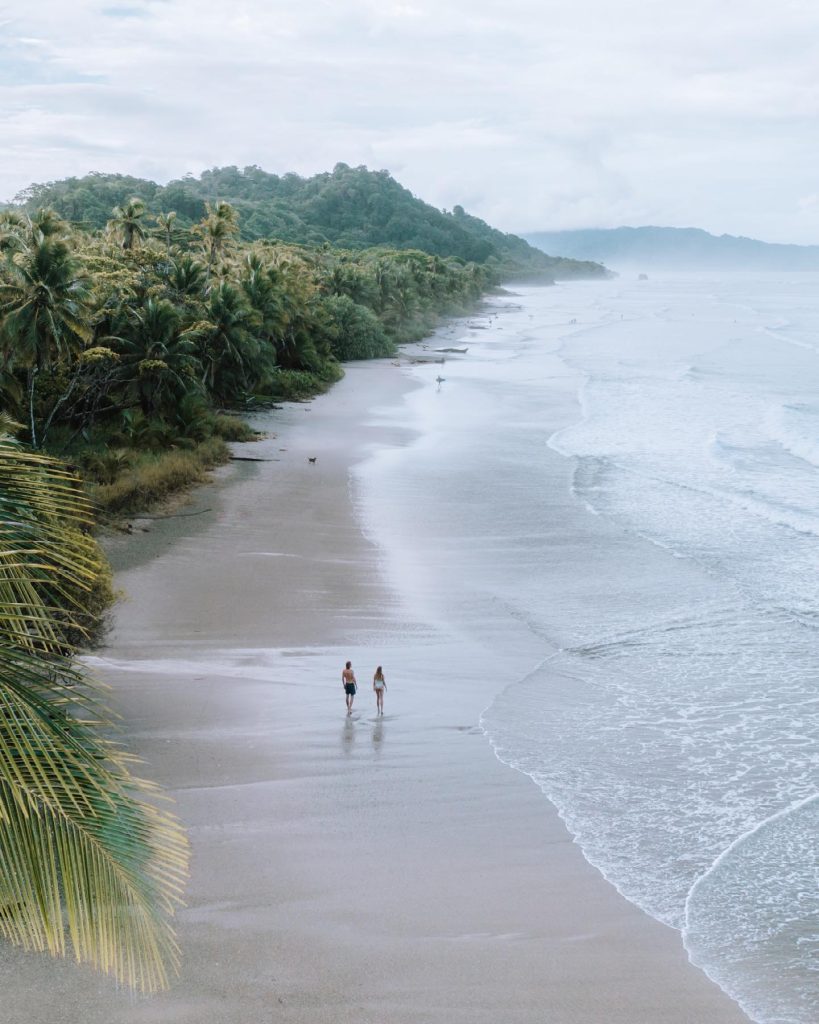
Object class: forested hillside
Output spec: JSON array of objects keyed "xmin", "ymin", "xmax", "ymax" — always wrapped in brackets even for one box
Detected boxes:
[
  {"xmin": 0, "ymin": 199, "xmax": 495, "ymax": 515},
  {"xmin": 13, "ymin": 164, "xmax": 606, "ymax": 281}
]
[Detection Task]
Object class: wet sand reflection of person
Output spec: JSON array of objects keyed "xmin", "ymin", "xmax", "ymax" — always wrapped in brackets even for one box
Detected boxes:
[
  {"xmin": 372, "ymin": 716, "xmax": 384, "ymax": 752},
  {"xmin": 341, "ymin": 717, "xmax": 356, "ymax": 755}
]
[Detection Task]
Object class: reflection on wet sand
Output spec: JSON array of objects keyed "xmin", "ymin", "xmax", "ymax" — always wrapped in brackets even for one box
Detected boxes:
[
  {"xmin": 341, "ymin": 717, "xmax": 356, "ymax": 754},
  {"xmin": 372, "ymin": 717, "xmax": 384, "ymax": 751}
]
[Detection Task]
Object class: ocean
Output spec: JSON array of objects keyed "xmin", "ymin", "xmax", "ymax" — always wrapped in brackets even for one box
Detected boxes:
[{"xmin": 353, "ymin": 274, "xmax": 819, "ymax": 1024}]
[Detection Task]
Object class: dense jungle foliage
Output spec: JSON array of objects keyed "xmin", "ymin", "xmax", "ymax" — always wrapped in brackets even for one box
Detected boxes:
[
  {"xmin": 0, "ymin": 198, "xmax": 493, "ymax": 512},
  {"xmin": 12, "ymin": 163, "xmax": 607, "ymax": 280}
]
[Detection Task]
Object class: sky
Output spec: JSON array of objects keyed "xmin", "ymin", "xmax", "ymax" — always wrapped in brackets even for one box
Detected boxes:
[{"xmin": 3, "ymin": 0, "xmax": 819, "ymax": 243}]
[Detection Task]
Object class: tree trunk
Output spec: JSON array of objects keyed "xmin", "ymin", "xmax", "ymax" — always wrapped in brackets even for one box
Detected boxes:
[
  {"xmin": 40, "ymin": 362, "xmax": 83, "ymax": 448},
  {"xmin": 27, "ymin": 366, "xmax": 39, "ymax": 448}
]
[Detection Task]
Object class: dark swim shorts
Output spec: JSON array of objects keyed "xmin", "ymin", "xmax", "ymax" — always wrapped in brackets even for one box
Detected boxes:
[{"xmin": 344, "ymin": 683, "xmax": 357, "ymax": 696}]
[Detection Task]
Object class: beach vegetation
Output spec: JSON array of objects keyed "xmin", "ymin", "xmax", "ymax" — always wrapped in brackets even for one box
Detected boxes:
[
  {"xmin": 0, "ymin": 193, "xmax": 495, "ymax": 501},
  {"xmin": 89, "ymin": 438, "xmax": 229, "ymax": 515},
  {"xmin": 0, "ymin": 167, "xmax": 609, "ymax": 496},
  {"xmin": 107, "ymin": 197, "xmax": 148, "ymax": 250},
  {"xmin": 0, "ymin": 216, "xmax": 93, "ymax": 448}
]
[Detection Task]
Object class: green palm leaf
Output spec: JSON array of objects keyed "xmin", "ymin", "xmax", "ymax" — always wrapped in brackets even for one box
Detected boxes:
[{"xmin": 0, "ymin": 435, "xmax": 188, "ymax": 991}]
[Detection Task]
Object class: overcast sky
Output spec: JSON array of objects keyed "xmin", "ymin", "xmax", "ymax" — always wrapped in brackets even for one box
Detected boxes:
[{"xmin": 3, "ymin": 0, "xmax": 819, "ymax": 243}]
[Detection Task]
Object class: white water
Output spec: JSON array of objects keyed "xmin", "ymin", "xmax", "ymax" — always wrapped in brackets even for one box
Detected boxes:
[{"xmin": 353, "ymin": 274, "xmax": 819, "ymax": 1024}]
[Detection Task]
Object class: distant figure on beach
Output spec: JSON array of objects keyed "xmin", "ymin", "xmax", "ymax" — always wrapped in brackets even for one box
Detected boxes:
[
  {"xmin": 342, "ymin": 661, "xmax": 357, "ymax": 715},
  {"xmin": 373, "ymin": 666, "xmax": 387, "ymax": 715}
]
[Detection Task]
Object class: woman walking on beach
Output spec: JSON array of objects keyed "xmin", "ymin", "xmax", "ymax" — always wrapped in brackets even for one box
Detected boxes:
[
  {"xmin": 373, "ymin": 666, "xmax": 387, "ymax": 715},
  {"xmin": 342, "ymin": 661, "xmax": 357, "ymax": 715}
]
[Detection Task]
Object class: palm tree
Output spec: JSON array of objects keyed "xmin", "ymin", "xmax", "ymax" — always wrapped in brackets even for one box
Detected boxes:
[
  {"xmin": 107, "ymin": 198, "xmax": 147, "ymax": 251},
  {"xmin": 30, "ymin": 207, "xmax": 69, "ymax": 240},
  {"xmin": 185, "ymin": 281, "xmax": 259, "ymax": 399},
  {"xmin": 155, "ymin": 211, "xmax": 178, "ymax": 256},
  {"xmin": 166, "ymin": 252, "xmax": 207, "ymax": 298},
  {"xmin": 240, "ymin": 252, "xmax": 286, "ymax": 351},
  {"xmin": 0, "ymin": 432, "xmax": 188, "ymax": 990},
  {"xmin": 321, "ymin": 262, "xmax": 376, "ymax": 306},
  {"xmin": 0, "ymin": 229, "xmax": 93, "ymax": 447},
  {"xmin": 194, "ymin": 201, "xmax": 239, "ymax": 286},
  {"xmin": 119, "ymin": 297, "xmax": 200, "ymax": 416},
  {"xmin": 0, "ymin": 211, "xmax": 27, "ymax": 256},
  {"xmin": 371, "ymin": 259, "xmax": 396, "ymax": 315}
]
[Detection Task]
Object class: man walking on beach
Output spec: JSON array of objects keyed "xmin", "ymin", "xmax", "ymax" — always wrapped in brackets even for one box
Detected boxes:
[{"xmin": 342, "ymin": 661, "xmax": 357, "ymax": 715}]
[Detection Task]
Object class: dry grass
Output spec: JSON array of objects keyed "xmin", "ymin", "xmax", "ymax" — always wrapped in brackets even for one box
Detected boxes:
[
  {"xmin": 91, "ymin": 437, "xmax": 229, "ymax": 515},
  {"xmin": 211, "ymin": 414, "xmax": 257, "ymax": 442}
]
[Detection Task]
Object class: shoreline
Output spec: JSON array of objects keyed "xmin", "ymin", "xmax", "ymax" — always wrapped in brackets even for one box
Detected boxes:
[{"xmin": 0, "ymin": 321, "xmax": 751, "ymax": 1022}]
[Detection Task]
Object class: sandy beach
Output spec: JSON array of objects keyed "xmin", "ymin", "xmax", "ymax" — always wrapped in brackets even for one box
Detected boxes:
[{"xmin": 0, "ymin": 347, "xmax": 752, "ymax": 1023}]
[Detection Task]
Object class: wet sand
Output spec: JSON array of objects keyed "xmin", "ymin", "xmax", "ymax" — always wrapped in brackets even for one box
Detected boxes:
[{"xmin": 0, "ymin": 356, "xmax": 750, "ymax": 1023}]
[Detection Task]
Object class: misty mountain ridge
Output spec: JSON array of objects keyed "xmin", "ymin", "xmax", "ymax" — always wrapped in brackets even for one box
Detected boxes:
[{"xmin": 524, "ymin": 226, "xmax": 819, "ymax": 271}]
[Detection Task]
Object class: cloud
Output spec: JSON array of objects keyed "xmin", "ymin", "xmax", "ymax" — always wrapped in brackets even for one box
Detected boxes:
[
  {"xmin": 100, "ymin": 6, "xmax": 152, "ymax": 18},
  {"xmin": 2, "ymin": 0, "xmax": 819, "ymax": 242}
]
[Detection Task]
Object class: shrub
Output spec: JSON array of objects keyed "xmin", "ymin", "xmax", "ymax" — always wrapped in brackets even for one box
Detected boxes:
[
  {"xmin": 91, "ymin": 438, "xmax": 229, "ymax": 515},
  {"xmin": 211, "ymin": 414, "xmax": 256, "ymax": 442},
  {"xmin": 324, "ymin": 295, "xmax": 395, "ymax": 361},
  {"xmin": 80, "ymin": 447, "xmax": 133, "ymax": 484},
  {"xmin": 272, "ymin": 365, "xmax": 343, "ymax": 401}
]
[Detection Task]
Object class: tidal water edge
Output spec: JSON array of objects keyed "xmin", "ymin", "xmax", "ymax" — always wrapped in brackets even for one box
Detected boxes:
[{"xmin": 354, "ymin": 274, "xmax": 819, "ymax": 1024}]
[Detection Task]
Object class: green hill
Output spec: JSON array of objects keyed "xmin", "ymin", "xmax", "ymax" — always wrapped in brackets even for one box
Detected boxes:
[{"xmin": 13, "ymin": 164, "xmax": 607, "ymax": 281}]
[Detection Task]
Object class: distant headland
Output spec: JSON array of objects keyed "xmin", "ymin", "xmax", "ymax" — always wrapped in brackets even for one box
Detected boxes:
[{"xmin": 524, "ymin": 225, "xmax": 819, "ymax": 271}]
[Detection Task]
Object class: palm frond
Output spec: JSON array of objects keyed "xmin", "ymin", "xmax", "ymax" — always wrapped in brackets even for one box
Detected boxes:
[
  {"xmin": 0, "ymin": 435, "xmax": 188, "ymax": 990},
  {"xmin": 0, "ymin": 653, "xmax": 187, "ymax": 991}
]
